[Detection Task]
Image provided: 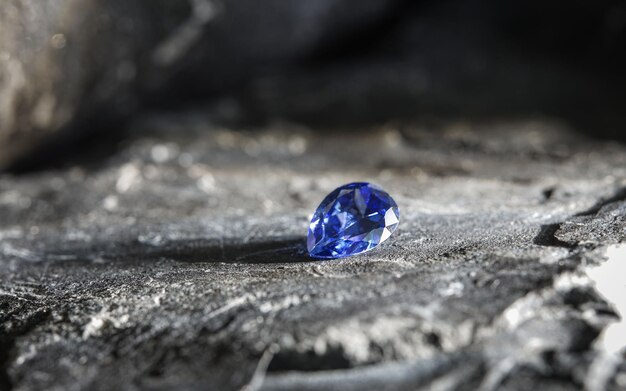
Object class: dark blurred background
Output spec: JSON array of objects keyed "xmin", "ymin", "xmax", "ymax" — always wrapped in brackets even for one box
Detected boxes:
[{"xmin": 1, "ymin": 0, "xmax": 625, "ymax": 171}]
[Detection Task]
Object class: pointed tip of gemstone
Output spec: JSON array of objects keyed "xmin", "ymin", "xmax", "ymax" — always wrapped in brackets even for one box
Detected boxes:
[{"xmin": 307, "ymin": 182, "xmax": 400, "ymax": 259}]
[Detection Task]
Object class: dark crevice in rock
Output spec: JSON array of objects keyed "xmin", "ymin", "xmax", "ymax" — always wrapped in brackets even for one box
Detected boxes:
[
  {"xmin": 561, "ymin": 286, "xmax": 613, "ymax": 314},
  {"xmin": 533, "ymin": 223, "xmax": 576, "ymax": 248},
  {"xmin": 267, "ymin": 346, "xmax": 352, "ymax": 372},
  {"xmin": 542, "ymin": 186, "xmax": 556, "ymax": 201},
  {"xmin": 424, "ymin": 332, "xmax": 443, "ymax": 350},
  {"xmin": 266, "ymin": 330, "xmax": 446, "ymax": 375},
  {"xmin": 534, "ymin": 186, "xmax": 626, "ymax": 248},
  {"xmin": 564, "ymin": 318, "xmax": 602, "ymax": 353}
]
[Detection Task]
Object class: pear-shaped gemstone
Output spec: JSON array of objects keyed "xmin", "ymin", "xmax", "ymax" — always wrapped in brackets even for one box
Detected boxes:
[{"xmin": 307, "ymin": 182, "xmax": 400, "ymax": 259}]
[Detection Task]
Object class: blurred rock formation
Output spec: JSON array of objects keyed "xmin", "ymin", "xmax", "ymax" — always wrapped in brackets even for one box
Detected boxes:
[{"xmin": 1, "ymin": 1, "xmax": 625, "ymax": 169}]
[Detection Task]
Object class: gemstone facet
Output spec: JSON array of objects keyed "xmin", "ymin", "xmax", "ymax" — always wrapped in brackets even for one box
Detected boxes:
[{"xmin": 307, "ymin": 182, "xmax": 400, "ymax": 259}]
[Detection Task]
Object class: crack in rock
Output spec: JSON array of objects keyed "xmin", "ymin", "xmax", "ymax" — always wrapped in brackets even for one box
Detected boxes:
[{"xmin": 534, "ymin": 186, "xmax": 626, "ymax": 248}]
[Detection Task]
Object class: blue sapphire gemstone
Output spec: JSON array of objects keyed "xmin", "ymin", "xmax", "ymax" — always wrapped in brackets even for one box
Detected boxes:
[{"xmin": 307, "ymin": 182, "xmax": 400, "ymax": 259}]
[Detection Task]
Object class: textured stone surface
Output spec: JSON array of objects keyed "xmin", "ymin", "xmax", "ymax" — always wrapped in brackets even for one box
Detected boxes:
[{"xmin": 1, "ymin": 115, "xmax": 626, "ymax": 390}]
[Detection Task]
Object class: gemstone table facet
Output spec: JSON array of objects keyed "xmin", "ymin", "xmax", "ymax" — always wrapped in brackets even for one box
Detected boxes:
[{"xmin": 307, "ymin": 182, "xmax": 400, "ymax": 259}]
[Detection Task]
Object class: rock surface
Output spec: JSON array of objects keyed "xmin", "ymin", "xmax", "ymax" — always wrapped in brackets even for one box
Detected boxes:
[{"xmin": 1, "ymin": 115, "xmax": 626, "ymax": 390}]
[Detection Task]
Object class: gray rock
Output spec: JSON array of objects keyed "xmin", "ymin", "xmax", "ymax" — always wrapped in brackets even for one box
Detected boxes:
[{"xmin": 1, "ymin": 115, "xmax": 625, "ymax": 390}]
